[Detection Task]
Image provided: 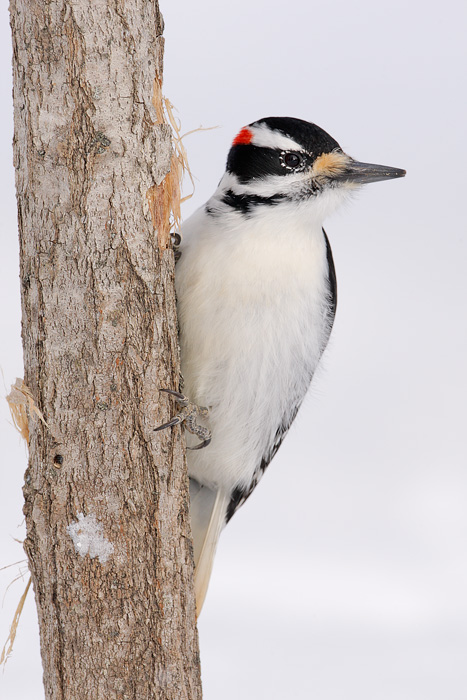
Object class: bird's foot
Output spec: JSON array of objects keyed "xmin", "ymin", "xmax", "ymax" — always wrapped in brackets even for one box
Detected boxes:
[
  {"xmin": 155, "ymin": 389, "xmax": 211, "ymax": 450},
  {"xmin": 171, "ymin": 232, "xmax": 182, "ymax": 262}
]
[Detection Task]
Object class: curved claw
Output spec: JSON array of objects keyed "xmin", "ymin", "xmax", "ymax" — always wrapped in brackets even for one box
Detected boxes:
[
  {"xmin": 157, "ymin": 388, "xmax": 211, "ymax": 448},
  {"xmin": 154, "ymin": 416, "xmax": 183, "ymax": 432},
  {"xmin": 159, "ymin": 388, "xmax": 187, "ymax": 404},
  {"xmin": 187, "ymin": 437, "xmax": 211, "ymax": 451}
]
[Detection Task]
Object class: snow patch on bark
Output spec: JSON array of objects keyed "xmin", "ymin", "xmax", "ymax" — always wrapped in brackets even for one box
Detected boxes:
[{"xmin": 67, "ymin": 513, "xmax": 114, "ymax": 564}]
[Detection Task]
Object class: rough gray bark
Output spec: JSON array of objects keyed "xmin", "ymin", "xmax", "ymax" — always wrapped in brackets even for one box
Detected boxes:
[{"xmin": 10, "ymin": 1, "xmax": 202, "ymax": 698}]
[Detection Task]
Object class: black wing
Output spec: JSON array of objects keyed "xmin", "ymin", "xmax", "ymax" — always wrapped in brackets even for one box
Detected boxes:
[
  {"xmin": 226, "ymin": 228, "xmax": 337, "ymax": 523},
  {"xmin": 226, "ymin": 408, "xmax": 299, "ymax": 522},
  {"xmin": 323, "ymin": 227, "xmax": 337, "ymax": 317}
]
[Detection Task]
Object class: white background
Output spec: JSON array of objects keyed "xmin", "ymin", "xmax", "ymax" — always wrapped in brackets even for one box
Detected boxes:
[{"xmin": 1, "ymin": 0, "xmax": 466, "ymax": 698}]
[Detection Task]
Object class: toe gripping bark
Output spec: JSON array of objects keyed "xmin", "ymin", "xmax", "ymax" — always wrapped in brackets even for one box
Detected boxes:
[{"xmin": 155, "ymin": 389, "xmax": 211, "ymax": 450}]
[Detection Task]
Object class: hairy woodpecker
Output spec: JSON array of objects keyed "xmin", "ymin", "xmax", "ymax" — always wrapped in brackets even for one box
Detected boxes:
[{"xmin": 157, "ymin": 117, "xmax": 405, "ymax": 613}]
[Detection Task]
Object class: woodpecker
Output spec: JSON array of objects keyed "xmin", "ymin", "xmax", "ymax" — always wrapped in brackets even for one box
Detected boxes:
[{"xmin": 157, "ymin": 117, "xmax": 405, "ymax": 614}]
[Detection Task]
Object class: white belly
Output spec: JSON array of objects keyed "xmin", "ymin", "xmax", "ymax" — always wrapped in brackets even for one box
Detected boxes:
[{"xmin": 176, "ymin": 204, "xmax": 332, "ymax": 493}]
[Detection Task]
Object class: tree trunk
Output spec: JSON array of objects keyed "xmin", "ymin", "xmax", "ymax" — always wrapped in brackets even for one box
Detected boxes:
[{"xmin": 10, "ymin": 1, "xmax": 202, "ymax": 698}]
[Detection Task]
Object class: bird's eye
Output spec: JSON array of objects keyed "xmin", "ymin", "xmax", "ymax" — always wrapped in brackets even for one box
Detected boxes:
[{"xmin": 283, "ymin": 152, "xmax": 301, "ymax": 168}]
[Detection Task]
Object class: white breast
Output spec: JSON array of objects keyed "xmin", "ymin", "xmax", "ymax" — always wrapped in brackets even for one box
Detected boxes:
[{"xmin": 176, "ymin": 199, "xmax": 333, "ymax": 494}]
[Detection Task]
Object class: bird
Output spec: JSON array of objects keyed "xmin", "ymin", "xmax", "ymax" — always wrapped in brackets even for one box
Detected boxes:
[{"xmin": 156, "ymin": 116, "xmax": 405, "ymax": 614}]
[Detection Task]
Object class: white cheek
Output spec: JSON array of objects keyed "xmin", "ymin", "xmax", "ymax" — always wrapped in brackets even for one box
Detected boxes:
[
  {"xmin": 299, "ymin": 186, "xmax": 355, "ymax": 221},
  {"xmin": 219, "ymin": 172, "xmax": 356, "ymax": 220}
]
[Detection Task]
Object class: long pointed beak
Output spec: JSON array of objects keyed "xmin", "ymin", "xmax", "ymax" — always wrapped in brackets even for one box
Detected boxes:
[{"xmin": 340, "ymin": 159, "xmax": 406, "ymax": 184}]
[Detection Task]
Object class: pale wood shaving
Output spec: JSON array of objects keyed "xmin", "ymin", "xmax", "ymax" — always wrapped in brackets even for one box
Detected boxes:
[
  {"xmin": 148, "ymin": 76, "xmax": 216, "ymax": 250},
  {"xmin": 2, "ymin": 379, "xmax": 38, "ymax": 665},
  {"xmin": 0, "ymin": 577, "xmax": 32, "ymax": 667},
  {"xmin": 6, "ymin": 378, "xmax": 48, "ymax": 445}
]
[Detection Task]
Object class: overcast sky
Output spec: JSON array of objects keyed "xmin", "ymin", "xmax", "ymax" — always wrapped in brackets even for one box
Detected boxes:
[{"xmin": 1, "ymin": 0, "xmax": 466, "ymax": 698}]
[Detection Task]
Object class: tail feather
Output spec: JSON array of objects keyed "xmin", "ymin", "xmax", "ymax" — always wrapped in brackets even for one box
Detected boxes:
[{"xmin": 189, "ymin": 478, "xmax": 229, "ymax": 616}]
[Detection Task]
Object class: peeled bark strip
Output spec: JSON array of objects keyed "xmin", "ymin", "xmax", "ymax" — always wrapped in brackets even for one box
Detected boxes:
[{"xmin": 10, "ymin": 1, "xmax": 202, "ymax": 698}]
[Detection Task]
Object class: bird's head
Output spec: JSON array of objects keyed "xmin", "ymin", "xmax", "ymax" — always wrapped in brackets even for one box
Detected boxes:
[{"xmin": 216, "ymin": 117, "xmax": 405, "ymax": 220}]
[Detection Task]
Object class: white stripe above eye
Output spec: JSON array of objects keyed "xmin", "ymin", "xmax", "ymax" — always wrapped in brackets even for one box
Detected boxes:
[{"xmin": 249, "ymin": 124, "xmax": 305, "ymax": 152}]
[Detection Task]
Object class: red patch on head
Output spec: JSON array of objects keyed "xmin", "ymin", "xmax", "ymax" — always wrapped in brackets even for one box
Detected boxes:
[{"xmin": 232, "ymin": 127, "xmax": 253, "ymax": 146}]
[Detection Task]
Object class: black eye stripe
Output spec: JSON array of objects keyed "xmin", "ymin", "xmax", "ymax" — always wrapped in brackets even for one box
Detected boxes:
[
  {"xmin": 227, "ymin": 145, "xmax": 298, "ymax": 182},
  {"xmin": 227, "ymin": 144, "xmax": 313, "ymax": 182}
]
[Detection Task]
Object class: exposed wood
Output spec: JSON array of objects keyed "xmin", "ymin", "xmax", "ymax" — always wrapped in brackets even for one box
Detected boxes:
[{"xmin": 10, "ymin": 0, "xmax": 202, "ymax": 697}]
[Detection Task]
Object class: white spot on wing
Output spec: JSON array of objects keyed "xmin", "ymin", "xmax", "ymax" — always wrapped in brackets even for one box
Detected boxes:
[{"xmin": 67, "ymin": 513, "xmax": 114, "ymax": 564}]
